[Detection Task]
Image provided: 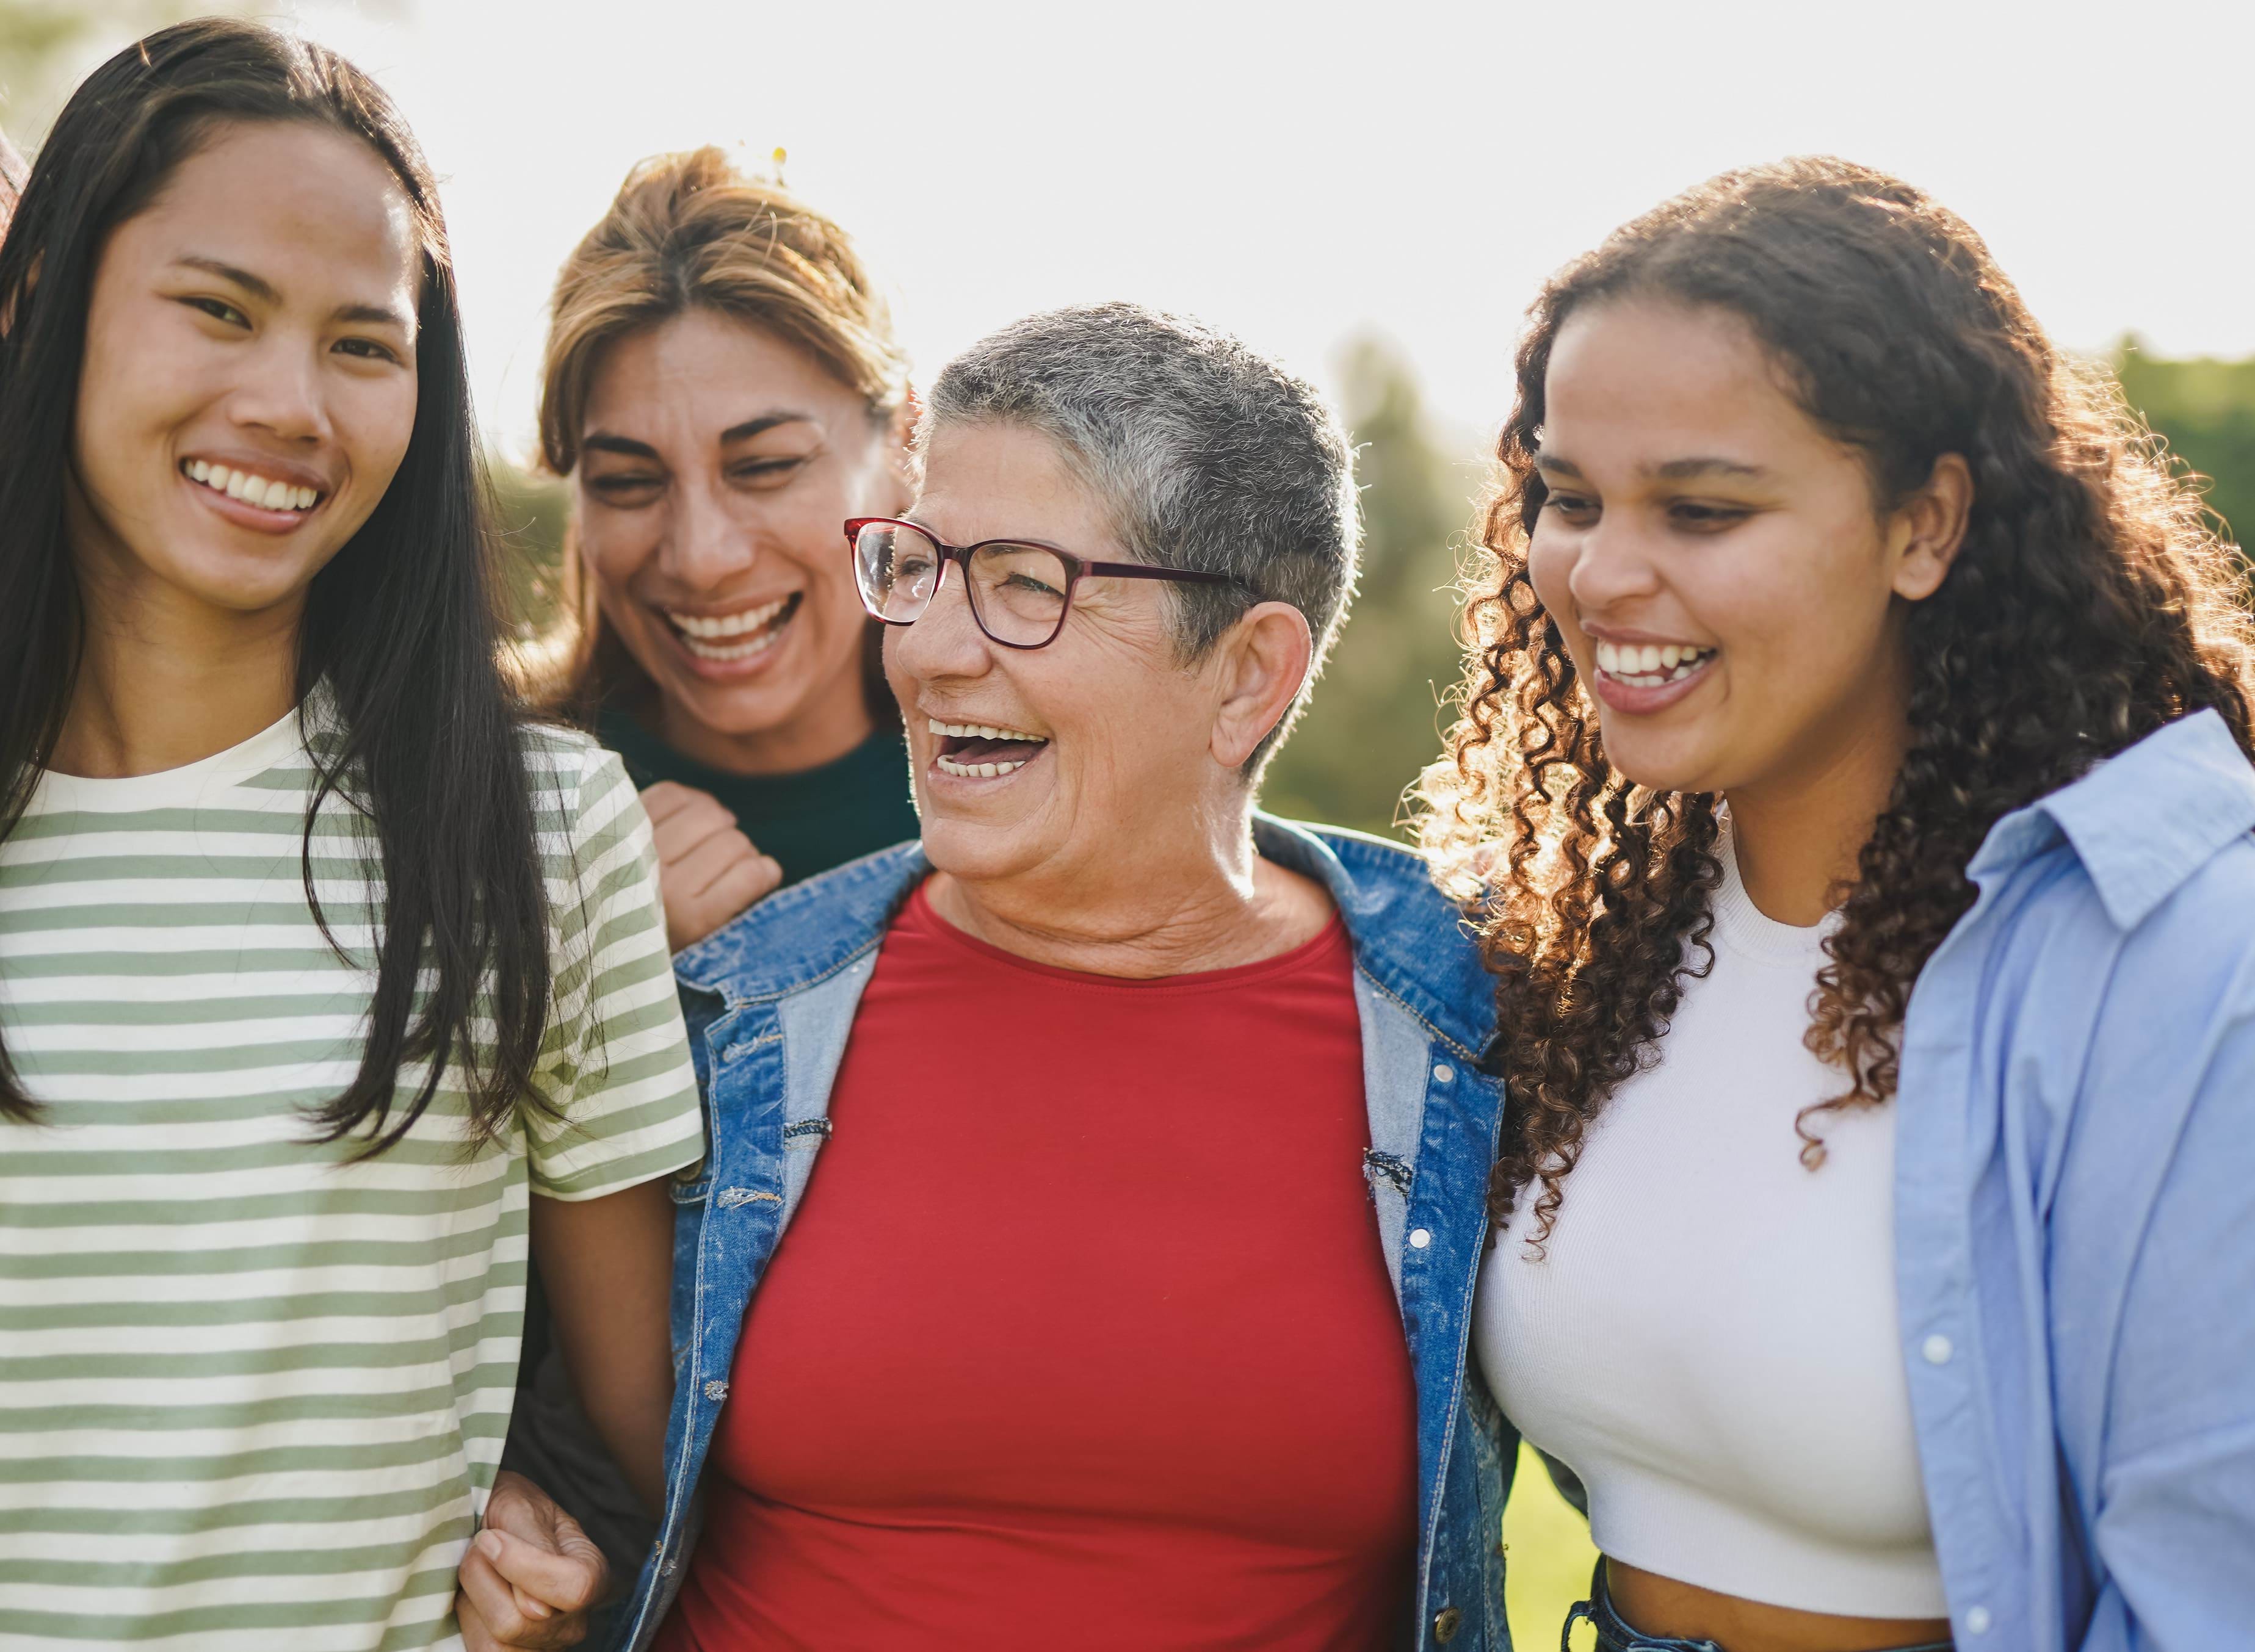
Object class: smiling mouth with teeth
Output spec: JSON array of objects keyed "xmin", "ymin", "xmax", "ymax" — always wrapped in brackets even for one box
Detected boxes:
[
  {"xmin": 183, "ymin": 460, "xmax": 322, "ymax": 513},
  {"xmin": 665, "ymin": 593, "xmax": 803, "ymax": 662},
  {"xmin": 927, "ymin": 715, "xmax": 1050, "ymax": 779},
  {"xmin": 1593, "ymin": 639, "xmax": 1717, "ymax": 688}
]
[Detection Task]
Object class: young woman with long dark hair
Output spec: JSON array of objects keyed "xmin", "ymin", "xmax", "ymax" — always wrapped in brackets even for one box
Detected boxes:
[
  {"xmin": 1427, "ymin": 158, "xmax": 2255, "ymax": 1652},
  {"xmin": 0, "ymin": 23, "xmax": 701, "ymax": 1649}
]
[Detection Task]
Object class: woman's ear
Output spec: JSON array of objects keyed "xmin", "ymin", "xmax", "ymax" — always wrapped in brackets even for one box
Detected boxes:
[
  {"xmin": 1891, "ymin": 452, "xmax": 1973, "ymax": 602},
  {"xmin": 1209, "ymin": 601, "xmax": 1314, "ymax": 771}
]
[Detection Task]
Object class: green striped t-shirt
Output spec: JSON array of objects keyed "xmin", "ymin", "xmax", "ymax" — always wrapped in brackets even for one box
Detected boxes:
[{"xmin": 0, "ymin": 700, "xmax": 704, "ymax": 1650}]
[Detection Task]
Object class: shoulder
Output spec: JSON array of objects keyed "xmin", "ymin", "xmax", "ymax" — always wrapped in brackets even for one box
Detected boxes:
[
  {"xmin": 518, "ymin": 722, "xmax": 636, "ymax": 839},
  {"xmin": 2116, "ymin": 832, "xmax": 2255, "ymax": 1029},
  {"xmin": 1976, "ymin": 824, "xmax": 2255, "ymax": 1186},
  {"xmin": 1254, "ymin": 815, "xmax": 1496, "ymax": 1058},
  {"xmin": 519, "ymin": 719, "xmax": 611, "ymax": 779}
]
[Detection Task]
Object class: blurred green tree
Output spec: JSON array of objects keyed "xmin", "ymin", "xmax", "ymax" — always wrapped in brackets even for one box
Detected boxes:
[
  {"xmin": 1262, "ymin": 334, "xmax": 1481, "ymax": 837},
  {"xmin": 1, "ymin": 2, "xmax": 235, "ymax": 143},
  {"xmin": 488, "ymin": 451, "xmax": 569, "ymax": 642},
  {"xmin": 0, "ymin": 2, "xmax": 403, "ymax": 148},
  {"xmin": 2116, "ymin": 337, "xmax": 2255, "ymax": 554}
]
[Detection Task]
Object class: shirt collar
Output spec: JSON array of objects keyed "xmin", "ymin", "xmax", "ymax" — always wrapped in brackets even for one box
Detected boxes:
[
  {"xmin": 1971, "ymin": 709, "xmax": 2255, "ymax": 930},
  {"xmin": 673, "ymin": 812, "xmax": 1499, "ymax": 1058}
]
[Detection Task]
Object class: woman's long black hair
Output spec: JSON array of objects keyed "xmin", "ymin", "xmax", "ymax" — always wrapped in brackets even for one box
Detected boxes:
[{"xmin": 0, "ymin": 20, "xmax": 552, "ymax": 1153}]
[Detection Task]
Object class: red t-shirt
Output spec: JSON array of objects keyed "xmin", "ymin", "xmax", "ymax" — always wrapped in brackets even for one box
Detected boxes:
[{"xmin": 656, "ymin": 883, "xmax": 1417, "ymax": 1652}]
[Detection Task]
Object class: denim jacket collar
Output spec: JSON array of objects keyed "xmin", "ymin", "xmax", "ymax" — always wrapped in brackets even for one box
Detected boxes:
[
  {"xmin": 673, "ymin": 811, "xmax": 1500, "ymax": 1058},
  {"xmin": 627, "ymin": 813, "xmax": 1516, "ymax": 1652}
]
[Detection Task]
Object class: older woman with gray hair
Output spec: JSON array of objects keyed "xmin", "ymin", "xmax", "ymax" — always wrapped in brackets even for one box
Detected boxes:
[{"xmin": 496, "ymin": 303, "xmax": 1516, "ymax": 1652}]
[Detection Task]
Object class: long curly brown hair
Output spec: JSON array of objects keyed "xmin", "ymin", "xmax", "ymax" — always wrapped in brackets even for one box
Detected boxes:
[{"xmin": 1419, "ymin": 157, "xmax": 2255, "ymax": 1254}]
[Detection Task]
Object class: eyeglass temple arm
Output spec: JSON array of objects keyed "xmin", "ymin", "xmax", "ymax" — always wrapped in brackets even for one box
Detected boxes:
[{"xmin": 1078, "ymin": 560, "xmax": 1242, "ymax": 586}]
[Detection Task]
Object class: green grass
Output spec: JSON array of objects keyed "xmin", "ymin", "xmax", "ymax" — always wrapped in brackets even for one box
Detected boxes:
[{"xmin": 1503, "ymin": 1441, "xmax": 1598, "ymax": 1651}]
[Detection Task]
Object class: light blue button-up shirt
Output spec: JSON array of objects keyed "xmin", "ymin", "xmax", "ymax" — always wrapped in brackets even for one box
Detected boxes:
[{"xmin": 1893, "ymin": 709, "xmax": 2255, "ymax": 1650}]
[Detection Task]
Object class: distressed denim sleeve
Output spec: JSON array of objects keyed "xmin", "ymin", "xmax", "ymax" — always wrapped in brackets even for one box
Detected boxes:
[{"xmin": 2079, "ymin": 987, "xmax": 2255, "ymax": 1652}]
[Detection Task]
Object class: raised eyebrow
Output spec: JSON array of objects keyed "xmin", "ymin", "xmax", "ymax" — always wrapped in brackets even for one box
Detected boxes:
[
  {"xmin": 335, "ymin": 301, "xmax": 413, "ymax": 331},
  {"xmin": 173, "ymin": 255, "xmax": 280, "ymax": 306},
  {"xmin": 581, "ymin": 432, "xmax": 662, "ymax": 461},
  {"xmin": 720, "ymin": 412, "xmax": 817, "ymax": 445},
  {"xmin": 173, "ymin": 257, "xmax": 411, "ymax": 331},
  {"xmin": 1651, "ymin": 456, "xmax": 1767, "ymax": 480}
]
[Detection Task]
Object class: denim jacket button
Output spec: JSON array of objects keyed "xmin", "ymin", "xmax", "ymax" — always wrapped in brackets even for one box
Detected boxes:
[
  {"xmin": 1432, "ymin": 1604, "xmax": 1463, "ymax": 1643},
  {"xmin": 1409, "ymin": 1228, "xmax": 1433, "ymax": 1250},
  {"xmin": 1922, "ymin": 1333, "xmax": 1954, "ymax": 1365},
  {"xmin": 1432, "ymin": 1063, "xmax": 1455, "ymax": 1084},
  {"xmin": 1965, "ymin": 1606, "xmax": 1992, "ymax": 1635},
  {"xmin": 703, "ymin": 1379, "xmax": 729, "ymax": 1402}
]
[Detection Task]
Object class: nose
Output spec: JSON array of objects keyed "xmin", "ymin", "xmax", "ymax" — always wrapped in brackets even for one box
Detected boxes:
[
  {"xmin": 888, "ymin": 561, "xmax": 996, "ymax": 687},
  {"xmin": 660, "ymin": 479, "xmax": 757, "ymax": 589},
  {"xmin": 1564, "ymin": 512, "xmax": 1663, "ymax": 618},
  {"xmin": 228, "ymin": 333, "xmax": 330, "ymax": 445}
]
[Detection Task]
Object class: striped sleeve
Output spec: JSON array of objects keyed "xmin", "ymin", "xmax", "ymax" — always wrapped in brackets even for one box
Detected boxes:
[{"xmin": 523, "ymin": 743, "xmax": 704, "ymax": 1200}]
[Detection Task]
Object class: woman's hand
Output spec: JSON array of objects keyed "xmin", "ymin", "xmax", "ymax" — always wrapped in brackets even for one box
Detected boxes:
[
  {"xmin": 457, "ymin": 1470, "xmax": 607, "ymax": 1650},
  {"xmin": 642, "ymin": 781, "xmax": 782, "ymax": 953}
]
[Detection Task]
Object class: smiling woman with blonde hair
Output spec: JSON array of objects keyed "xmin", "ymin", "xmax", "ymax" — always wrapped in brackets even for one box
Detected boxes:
[
  {"xmin": 501, "ymin": 146, "xmax": 924, "ymax": 1637},
  {"xmin": 530, "ymin": 145, "xmax": 919, "ymax": 950}
]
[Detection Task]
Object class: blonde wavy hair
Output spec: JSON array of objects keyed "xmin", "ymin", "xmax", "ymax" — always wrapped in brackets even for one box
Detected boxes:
[{"xmin": 527, "ymin": 145, "xmax": 910, "ymax": 716}]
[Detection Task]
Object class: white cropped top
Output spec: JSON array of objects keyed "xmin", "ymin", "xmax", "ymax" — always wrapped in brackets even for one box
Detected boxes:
[{"xmin": 1471, "ymin": 838, "xmax": 1947, "ymax": 1618}]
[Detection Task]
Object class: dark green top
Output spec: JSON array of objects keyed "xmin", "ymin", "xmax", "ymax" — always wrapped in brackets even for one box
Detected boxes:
[{"xmin": 598, "ymin": 707, "xmax": 921, "ymax": 887}]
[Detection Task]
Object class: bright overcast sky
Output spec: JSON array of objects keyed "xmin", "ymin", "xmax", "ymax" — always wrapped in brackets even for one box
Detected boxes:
[{"xmin": 118, "ymin": 0, "xmax": 2255, "ymax": 456}]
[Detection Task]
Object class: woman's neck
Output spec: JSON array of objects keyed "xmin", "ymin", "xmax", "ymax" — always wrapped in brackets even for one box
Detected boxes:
[
  {"xmin": 654, "ymin": 665, "xmax": 877, "ymax": 778},
  {"xmin": 925, "ymin": 811, "xmax": 1333, "ymax": 980},
  {"xmin": 49, "ymin": 560, "xmax": 304, "ymax": 780},
  {"xmin": 1725, "ymin": 698, "xmax": 1909, "ymax": 928}
]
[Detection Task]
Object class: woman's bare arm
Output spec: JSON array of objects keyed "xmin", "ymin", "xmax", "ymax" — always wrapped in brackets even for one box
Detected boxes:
[{"xmin": 527, "ymin": 1178, "xmax": 676, "ymax": 1516}]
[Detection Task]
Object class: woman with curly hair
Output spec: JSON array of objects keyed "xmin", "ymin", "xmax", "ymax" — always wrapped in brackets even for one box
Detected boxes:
[{"xmin": 1426, "ymin": 157, "xmax": 2255, "ymax": 1652}]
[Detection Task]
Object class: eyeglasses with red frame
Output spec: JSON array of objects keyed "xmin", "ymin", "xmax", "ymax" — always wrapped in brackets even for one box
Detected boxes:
[{"xmin": 844, "ymin": 516, "xmax": 1246, "ymax": 650}]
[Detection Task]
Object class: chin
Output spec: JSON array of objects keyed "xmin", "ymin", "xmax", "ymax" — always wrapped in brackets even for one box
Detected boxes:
[
  {"xmin": 172, "ymin": 555, "xmax": 332, "ymax": 614},
  {"xmin": 1593, "ymin": 731, "xmax": 1722, "ymax": 797},
  {"xmin": 676, "ymin": 679, "xmax": 808, "ymax": 736},
  {"xmin": 917, "ymin": 812, "xmax": 1043, "ymax": 885}
]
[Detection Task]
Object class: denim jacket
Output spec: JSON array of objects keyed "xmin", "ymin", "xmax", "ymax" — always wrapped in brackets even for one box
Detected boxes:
[{"xmin": 612, "ymin": 817, "xmax": 1517, "ymax": 1652}]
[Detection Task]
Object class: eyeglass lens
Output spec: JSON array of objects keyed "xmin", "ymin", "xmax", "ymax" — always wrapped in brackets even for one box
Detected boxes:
[{"xmin": 853, "ymin": 522, "xmax": 1071, "ymax": 647}]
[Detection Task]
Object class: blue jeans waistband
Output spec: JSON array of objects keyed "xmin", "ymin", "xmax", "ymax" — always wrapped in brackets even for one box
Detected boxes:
[{"xmin": 1563, "ymin": 1563, "xmax": 1953, "ymax": 1652}]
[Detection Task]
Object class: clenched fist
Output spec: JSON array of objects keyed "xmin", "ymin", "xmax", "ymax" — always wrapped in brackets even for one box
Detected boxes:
[
  {"xmin": 642, "ymin": 781, "xmax": 783, "ymax": 953},
  {"xmin": 457, "ymin": 1470, "xmax": 606, "ymax": 1650}
]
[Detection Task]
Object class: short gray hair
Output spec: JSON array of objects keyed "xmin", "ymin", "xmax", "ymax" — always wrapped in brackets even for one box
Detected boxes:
[{"xmin": 924, "ymin": 302, "xmax": 1360, "ymax": 771}]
